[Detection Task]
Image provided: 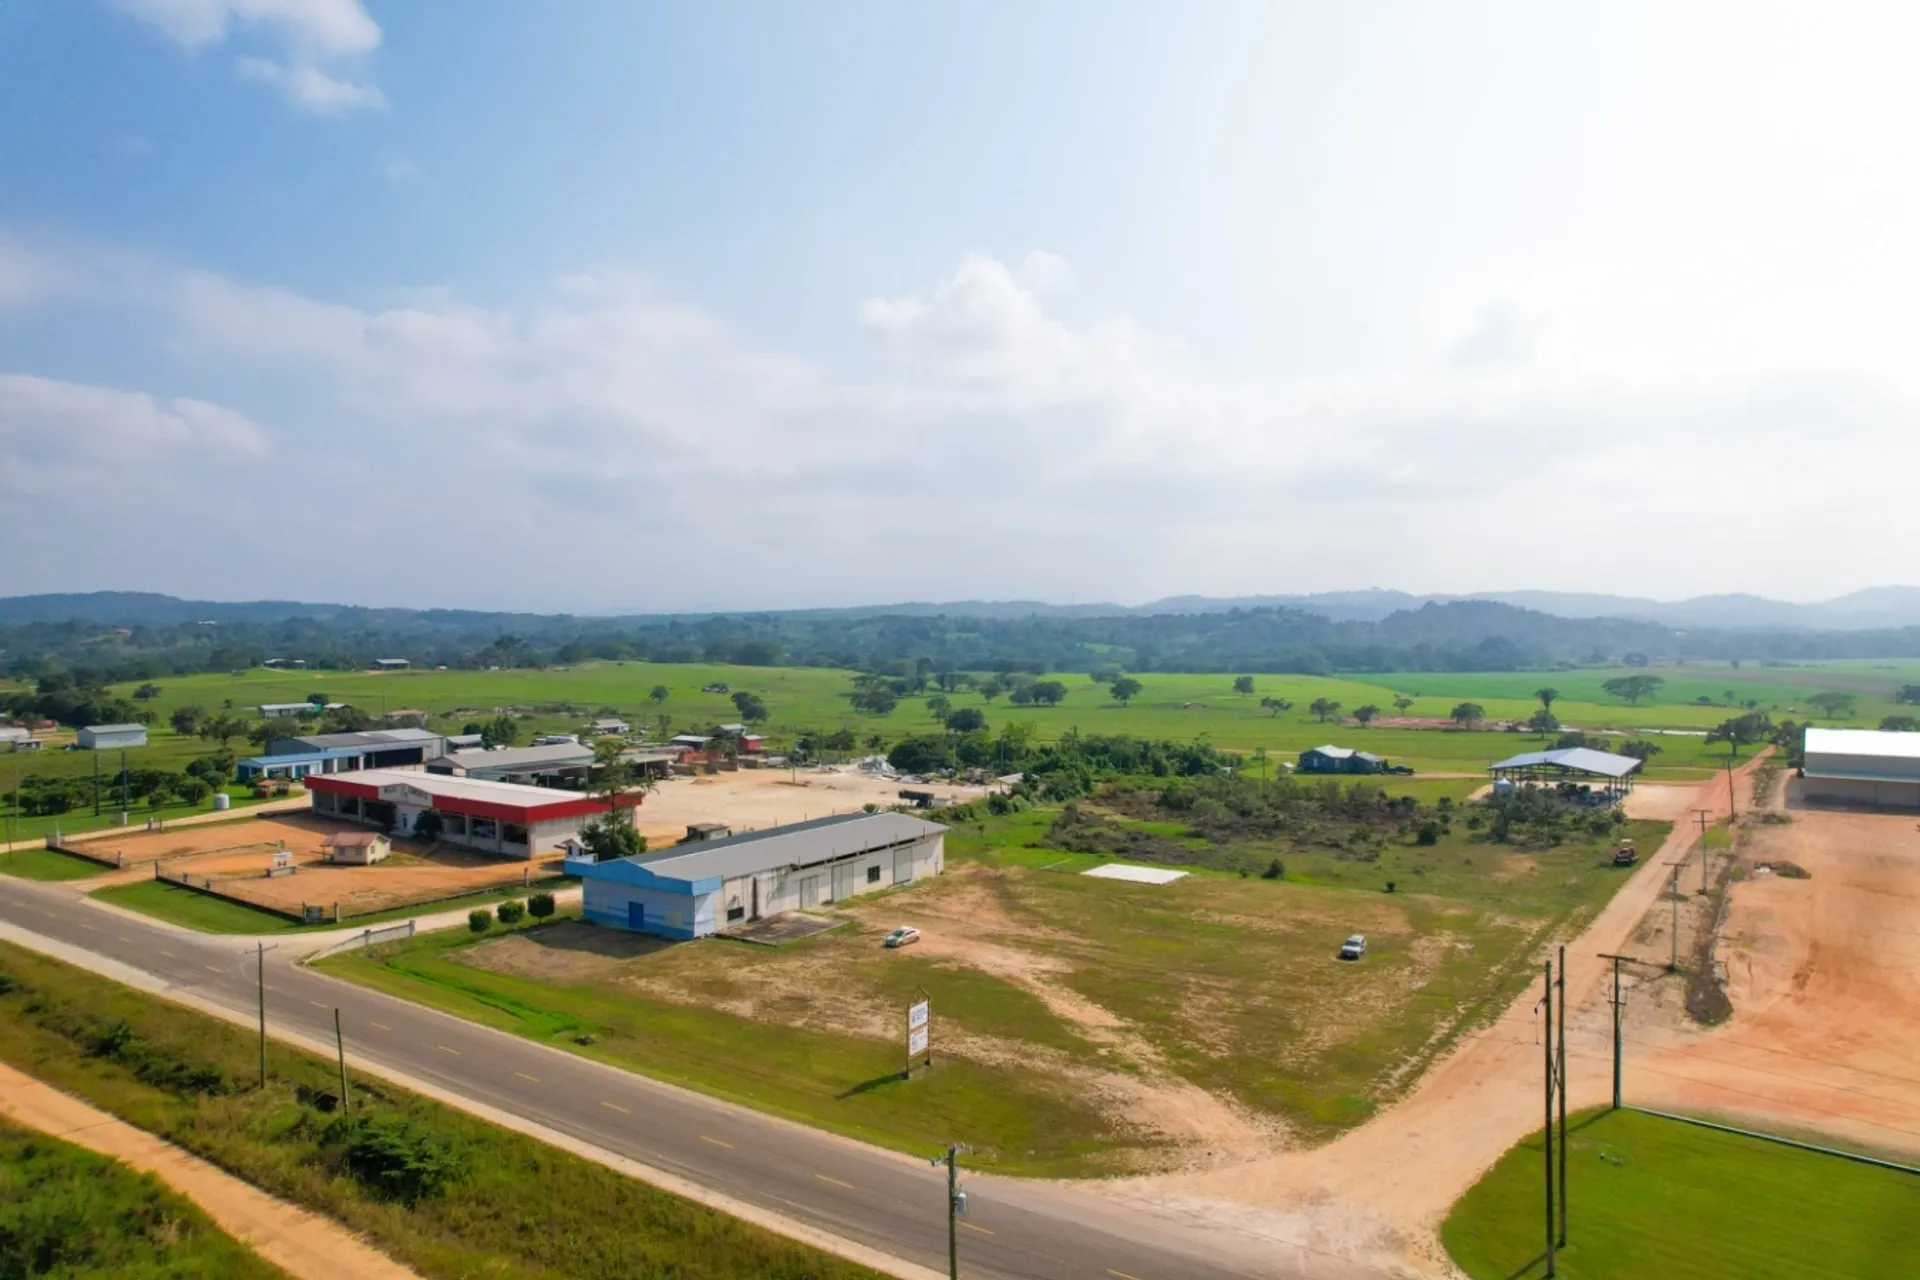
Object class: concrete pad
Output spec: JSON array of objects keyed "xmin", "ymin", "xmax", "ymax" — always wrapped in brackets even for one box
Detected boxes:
[{"xmin": 1081, "ymin": 864, "xmax": 1189, "ymax": 885}]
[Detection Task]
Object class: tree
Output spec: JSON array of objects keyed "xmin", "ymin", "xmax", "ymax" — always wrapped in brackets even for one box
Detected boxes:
[
  {"xmin": 1308, "ymin": 697, "xmax": 1342, "ymax": 723},
  {"xmin": 1617, "ymin": 740, "xmax": 1663, "ymax": 762},
  {"xmin": 945, "ymin": 707, "xmax": 987, "ymax": 734},
  {"xmin": 650, "ymin": 685, "xmax": 670, "ymax": 705},
  {"xmin": 1029, "ymin": 681, "xmax": 1068, "ymax": 706},
  {"xmin": 246, "ymin": 721, "xmax": 275, "ymax": 749},
  {"xmin": 864, "ymin": 732, "xmax": 887, "ymax": 753},
  {"xmin": 176, "ymin": 778, "xmax": 212, "ymax": 806},
  {"xmin": 978, "ymin": 677, "xmax": 1006, "ymax": 703},
  {"xmin": 1110, "ymin": 677, "xmax": 1143, "ymax": 706},
  {"xmin": 528, "ymin": 891, "xmax": 556, "ymax": 918},
  {"xmin": 1352, "ymin": 704, "xmax": 1379, "ymax": 726},
  {"xmin": 887, "ymin": 735, "xmax": 954, "ymax": 774},
  {"xmin": 1880, "ymin": 715, "xmax": 1920, "ymax": 732},
  {"xmin": 1527, "ymin": 708, "xmax": 1561, "ymax": 735},
  {"xmin": 1259, "ymin": 696, "xmax": 1293, "ymax": 717},
  {"xmin": 1393, "ymin": 696, "xmax": 1415, "ymax": 715},
  {"xmin": 482, "ymin": 714, "xmax": 519, "ymax": 747},
  {"xmin": 468, "ymin": 909, "xmax": 493, "ymax": 934},
  {"xmin": 198, "ymin": 714, "xmax": 248, "ymax": 748},
  {"xmin": 1806, "ymin": 691, "xmax": 1857, "ymax": 720},
  {"xmin": 1897, "ymin": 684, "xmax": 1920, "ymax": 706},
  {"xmin": 1600, "ymin": 675, "xmax": 1665, "ymax": 706},
  {"xmin": 412, "ymin": 810, "xmax": 445, "ymax": 842},
  {"xmin": 925, "ymin": 694, "xmax": 952, "ymax": 722},
  {"xmin": 731, "ymin": 691, "xmax": 769, "ymax": 724},
  {"xmin": 132, "ymin": 682, "xmax": 162, "ymax": 701},
  {"xmin": 1534, "ymin": 687, "xmax": 1560, "ymax": 713},
  {"xmin": 169, "ymin": 705, "xmax": 206, "ymax": 736},
  {"xmin": 1705, "ymin": 711, "xmax": 1773, "ymax": 756},
  {"xmin": 1232, "ymin": 676, "xmax": 1255, "ymax": 696},
  {"xmin": 497, "ymin": 900, "xmax": 526, "ymax": 925},
  {"xmin": 1450, "ymin": 702, "xmax": 1486, "ymax": 728},
  {"xmin": 575, "ymin": 737, "xmax": 649, "ymax": 862}
]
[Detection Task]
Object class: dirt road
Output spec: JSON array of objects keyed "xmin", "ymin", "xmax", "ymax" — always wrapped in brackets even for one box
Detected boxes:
[
  {"xmin": 0, "ymin": 1061, "xmax": 417, "ymax": 1280},
  {"xmin": 1101, "ymin": 755, "xmax": 1766, "ymax": 1277}
]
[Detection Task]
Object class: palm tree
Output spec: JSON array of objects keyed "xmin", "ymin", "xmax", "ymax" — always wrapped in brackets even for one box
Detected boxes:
[{"xmin": 1534, "ymin": 687, "xmax": 1560, "ymax": 713}]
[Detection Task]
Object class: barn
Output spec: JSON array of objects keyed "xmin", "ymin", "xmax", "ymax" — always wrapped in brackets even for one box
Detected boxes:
[
  {"xmin": 570, "ymin": 811, "xmax": 946, "ymax": 939},
  {"xmin": 77, "ymin": 723, "xmax": 148, "ymax": 750},
  {"xmin": 1801, "ymin": 727, "xmax": 1920, "ymax": 809},
  {"xmin": 1298, "ymin": 744, "xmax": 1388, "ymax": 774},
  {"xmin": 304, "ymin": 768, "xmax": 633, "ymax": 859}
]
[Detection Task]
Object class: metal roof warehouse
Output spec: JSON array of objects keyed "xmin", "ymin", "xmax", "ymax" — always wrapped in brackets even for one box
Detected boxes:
[
  {"xmin": 570, "ymin": 811, "xmax": 947, "ymax": 939},
  {"xmin": 1802, "ymin": 727, "xmax": 1920, "ymax": 808}
]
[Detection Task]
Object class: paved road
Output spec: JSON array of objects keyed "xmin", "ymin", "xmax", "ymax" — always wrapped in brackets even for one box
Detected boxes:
[{"xmin": 0, "ymin": 877, "xmax": 1371, "ymax": 1280}]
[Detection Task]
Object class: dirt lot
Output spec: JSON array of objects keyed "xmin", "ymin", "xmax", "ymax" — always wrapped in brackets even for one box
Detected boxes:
[
  {"xmin": 1619, "ymin": 778, "xmax": 1920, "ymax": 1160},
  {"xmin": 90, "ymin": 814, "xmax": 558, "ymax": 919},
  {"xmin": 631, "ymin": 766, "xmax": 986, "ymax": 847}
]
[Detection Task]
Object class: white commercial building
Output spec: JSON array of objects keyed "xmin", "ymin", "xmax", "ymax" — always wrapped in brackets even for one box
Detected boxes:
[
  {"xmin": 570, "ymin": 811, "xmax": 946, "ymax": 939},
  {"xmin": 305, "ymin": 767, "xmax": 629, "ymax": 859},
  {"xmin": 1802, "ymin": 727, "xmax": 1920, "ymax": 809},
  {"xmin": 77, "ymin": 723, "xmax": 148, "ymax": 750}
]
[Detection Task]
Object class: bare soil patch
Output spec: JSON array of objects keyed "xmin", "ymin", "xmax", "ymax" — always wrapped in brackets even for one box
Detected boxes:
[{"xmin": 631, "ymin": 766, "xmax": 987, "ymax": 848}]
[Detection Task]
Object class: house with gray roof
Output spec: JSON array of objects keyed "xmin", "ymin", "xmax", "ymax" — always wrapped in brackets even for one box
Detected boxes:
[
  {"xmin": 569, "ymin": 811, "xmax": 947, "ymax": 939},
  {"xmin": 1298, "ymin": 744, "xmax": 1388, "ymax": 774}
]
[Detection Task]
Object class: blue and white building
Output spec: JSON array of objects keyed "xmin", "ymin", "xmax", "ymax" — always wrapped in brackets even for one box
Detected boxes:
[{"xmin": 570, "ymin": 811, "xmax": 947, "ymax": 940}]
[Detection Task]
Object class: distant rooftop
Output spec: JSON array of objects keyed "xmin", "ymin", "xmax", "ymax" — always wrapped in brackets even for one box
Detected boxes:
[{"xmin": 607, "ymin": 811, "xmax": 945, "ymax": 884}]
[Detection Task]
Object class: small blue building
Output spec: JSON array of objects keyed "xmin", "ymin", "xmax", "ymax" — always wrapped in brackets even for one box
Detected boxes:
[
  {"xmin": 569, "ymin": 811, "xmax": 947, "ymax": 940},
  {"xmin": 236, "ymin": 747, "xmax": 368, "ymax": 781}
]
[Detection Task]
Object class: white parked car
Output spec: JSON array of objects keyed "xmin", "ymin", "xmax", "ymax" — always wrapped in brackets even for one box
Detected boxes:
[
  {"xmin": 1338, "ymin": 934, "xmax": 1367, "ymax": 961},
  {"xmin": 884, "ymin": 926, "xmax": 922, "ymax": 949}
]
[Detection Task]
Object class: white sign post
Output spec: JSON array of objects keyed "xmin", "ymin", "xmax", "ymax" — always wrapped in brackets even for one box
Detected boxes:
[{"xmin": 906, "ymin": 994, "xmax": 932, "ymax": 1077}]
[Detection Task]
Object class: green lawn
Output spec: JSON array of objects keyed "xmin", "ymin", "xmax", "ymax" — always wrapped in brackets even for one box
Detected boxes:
[
  {"xmin": 0, "ymin": 1114, "xmax": 288, "ymax": 1279},
  {"xmin": 0, "ymin": 847, "xmax": 114, "ymax": 881},
  {"xmin": 1442, "ymin": 1109, "xmax": 1920, "ymax": 1279},
  {"xmin": 0, "ymin": 939, "xmax": 882, "ymax": 1280},
  {"xmin": 92, "ymin": 877, "xmax": 576, "ymax": 935}
]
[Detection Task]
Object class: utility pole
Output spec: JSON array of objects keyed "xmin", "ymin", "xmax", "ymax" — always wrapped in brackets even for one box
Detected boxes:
[
  {"xmin": 1541, "ymin": 959, "xmax": 1556, "ymax": 1278},
  {"xmin": 92, "ymin": 749, "xmax": 101, "ymax": 816},
  {"xmin": 1557, "ymin": 945, "xmax": 1568, "ymax": 1250},
  {"xmin": 1598, "ymin": 953, "xmax": 1633, "ymax": 1109},
  {"xmin": 1692, "ymin": 808, "xmax": 1713, "ymax": 895},
  {"xmin": 254, "ymin": 942, "xmax": 278, "ymax": 1088},
  {"xmin": 334, "ymin": 1008, "xmax": 352, "ymax": 1112},
  {"xmin": 929, "ymin": 1144, "xmax": 965, "ymax": 1280},
  {"xmin": 1725, "ymin": 753, "xmax": 1738, "ymax": 822},
  {"xmin": 1665, "ymin": 862, "xmax": 1687, "ymax": 971},
  {"xmin": 120, "ymin": 747, "xmax": 129, "ymax": 823}
]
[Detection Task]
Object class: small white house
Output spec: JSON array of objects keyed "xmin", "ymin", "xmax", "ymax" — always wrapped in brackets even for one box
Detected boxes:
[
  {"xmin": 78, "ymin": 724, "xmax": 148, "ymax": 750},
  {"xmin": 325, "ymin": 831, "xmax": 392, "ymax": 864}
]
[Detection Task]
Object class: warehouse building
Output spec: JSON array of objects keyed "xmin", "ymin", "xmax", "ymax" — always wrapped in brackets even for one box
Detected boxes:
[
  {"xmin": 265, "ymin": 727, "xmax": 446, "ymax": 768},
  {"xmin": 426, "ymin": 741, "xmax": 595, "ymax": 786},
  {"xmin": 78, "ymin": 723, "xmax": 148, "ymax": 750},
  {"xmin": 1801, "ymin": 728, "xmax": 1920, "ymax": 808},
  {"xmin": 570, "ymin": 811, "xmax": 946, "ymax": 939},
  {"xmin": 305, "ymin": 768, "xmax": 631, "ymax": 858}
]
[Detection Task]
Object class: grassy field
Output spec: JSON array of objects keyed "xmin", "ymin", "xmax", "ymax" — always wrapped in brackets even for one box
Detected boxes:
[
  {"xmin": 1442, "ymin": 1109, "xmax": 1920, "ymax": 1279},
  {"xmin": 0, "ymin": 939, "xmax": 883, "ymax": 1280},
  {"xmin": 321, "ymin": 785, "xmax": 1670, "ymax": 1174},
  {"xmin": 0, "ymin": 846, "xmax": 115, "ymax": 881},
  {"xmin": 92, "ymin": 876, "xmax": 575, "ymax": 935},
  {"xmin": 0, "ymin": 1113, "xmax": 288, "ymax": 1279}
]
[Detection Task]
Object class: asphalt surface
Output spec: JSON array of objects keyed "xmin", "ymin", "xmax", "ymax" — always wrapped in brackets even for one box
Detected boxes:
[{"xmin": 0, "ymin": 875, "xmax": 1375, "ymax": 1280}]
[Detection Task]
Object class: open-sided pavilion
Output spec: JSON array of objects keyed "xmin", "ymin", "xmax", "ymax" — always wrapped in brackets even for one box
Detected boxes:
[{"xmin": 1487, "ymin": 746, "xmax": 1643, "ymax": 800}]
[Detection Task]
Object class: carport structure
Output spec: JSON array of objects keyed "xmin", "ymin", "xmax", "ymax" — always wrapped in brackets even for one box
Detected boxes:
[{"xmin": 1487, "ymin": 746, "xmax": 1643, "ymax": 799}]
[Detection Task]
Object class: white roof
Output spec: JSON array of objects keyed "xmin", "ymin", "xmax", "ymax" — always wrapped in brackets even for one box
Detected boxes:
[
  {"xmin": 1805, "ymin": 727, "xmax": 1920, "ymax": 761},
  {"xmin": 1082, "ymin": 864, "xmax": 1189, "ymax": 885},
  {"xmin": 327, "ymin": 767, "xmax": 594, "ymax": 807},
  {"xmin": 83, "ymin": 723, "xmax": 146, "ymax": 734},
  {"xmin": 1488, "ymin": 747, "xmax": 1643, "ymax": 778}
]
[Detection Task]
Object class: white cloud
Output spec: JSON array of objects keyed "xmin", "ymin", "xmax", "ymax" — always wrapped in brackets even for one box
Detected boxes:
[
  {"xmin": 0, "ymin": 374, "xmax": 267, "ymax": 498},
  {"xmin": 235, "ymin": 55, "xmax": 384, "ymax": 115},
  {"xmin": 119, "ymin": 0, "xmax": 384, "ymax": 116}
]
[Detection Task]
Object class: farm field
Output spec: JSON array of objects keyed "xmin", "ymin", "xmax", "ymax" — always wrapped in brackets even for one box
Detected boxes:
[
  {"xmin": 1441, "ymin": 1108, "xmax": 1920, "ymax": 1279},
  {"xmin": 0, "ymin": 1113, "xmax": 287, "ymax": 1280},
  {"xmin": 322, "ymin": 785, "xmax": 1670, "ymax": 1177}
]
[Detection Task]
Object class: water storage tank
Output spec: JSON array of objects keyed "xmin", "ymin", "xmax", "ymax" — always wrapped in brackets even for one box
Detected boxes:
[
  {"xmin": 212, "ymin": 792, "xmax": 231, "ymax": 811},
  {"xmin": 1491, "ymin": 777, "xmax": 1516, "ymax": 796}
]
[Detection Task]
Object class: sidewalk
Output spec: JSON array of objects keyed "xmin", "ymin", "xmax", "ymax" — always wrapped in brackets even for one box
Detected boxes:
[{"xmin": 0, "ymin": 1060, "xmax": 418, "ymax": 1280}]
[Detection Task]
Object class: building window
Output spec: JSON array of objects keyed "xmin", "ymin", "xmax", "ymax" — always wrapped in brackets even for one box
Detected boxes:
[
  {"xmin": 727, "ymin": 904, "xmax": 745, "ymax": 921},
  {"xmin": 472, "ymin": 818, "xmax": 497, "ymax": 842},
  {"xmin": 866, "ymin": 865, "xmax": 882, "ymax": 884},
  {"xmin": 503, "ymin": 823, "xmax": 529, "ymax": 846}
]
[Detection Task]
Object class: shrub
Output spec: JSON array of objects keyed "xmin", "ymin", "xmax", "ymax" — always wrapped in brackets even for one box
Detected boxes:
[
  {"xmin": 527, "ymin": 892, "xmax": 555, "ymax": 919},
  {"xmin": 467, "ymin": 909, "xmax": 493, "ymax": 934},
  {"xmin": 496, "ymin": 900, "xmax": 525, "ymax": 925},
  {"xmin": 336, "ymin": 1113, "xmax": 467, "ymax": 1205},
  {"xmin": 1260, "ymin": 858, "xmax": 1285, "ymax": 880},
  {"xmin": 1416, "ymin": 820, "xmax": 1442, "ymax": 846}
]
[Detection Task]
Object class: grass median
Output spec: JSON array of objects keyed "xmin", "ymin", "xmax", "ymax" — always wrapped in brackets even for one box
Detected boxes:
[
  {"xmin": 0, "ymin": 847, "xmax": 114, "ymax": 881},
  {"xmin": 0, "ymin": 938, "xmax": 884, "ymax": 1280},
  {"xmin": 0, "ymin": 1113, "xmax": 288, "ymax": 1278},
  {"xmin": 1441, "ymin": 1108, "xmax": 1920, "ymax": 1279},
  {"xmin": 92, "ymin": 876, "xmax": 576, "ymax": 935}
]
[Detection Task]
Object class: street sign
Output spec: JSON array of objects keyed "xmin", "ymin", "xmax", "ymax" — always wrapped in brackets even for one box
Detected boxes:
[
  {"xmin": 909, "ymin": 1026, "xmax": 929, "ymax": 1056},
  {"xmin": 905, "ymin": 993, "xmax": 932, "ymax": 1075},
  {"xmin": 909, "ymin": 1000, "xmax": 930, "ymax": 1031}
]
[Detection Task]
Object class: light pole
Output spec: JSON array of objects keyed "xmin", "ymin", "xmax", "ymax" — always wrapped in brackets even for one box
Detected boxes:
[
  {"xmin": 253, "ymin": 941, "xmax": 279, "ymax": 1088},
  {"xmin": 930, "ymin": 1144, "xmax": 967, "ymax": 1279}
]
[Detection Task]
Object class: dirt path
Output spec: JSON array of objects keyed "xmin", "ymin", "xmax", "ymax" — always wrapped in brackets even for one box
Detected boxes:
[
  {"xmin": 1098, "ymin": 754, "xmax": 1768, "ymax": 1277},
  {"xmin": 0, "ymin": 1061, "xmax": 418, "ymax": 1280}
]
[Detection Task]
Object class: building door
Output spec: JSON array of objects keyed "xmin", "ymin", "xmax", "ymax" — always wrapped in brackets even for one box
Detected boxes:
[
  {"xmin": 799, "ymin": 875, "xmax": 822, "ymax": 908},
  {"xmin": 894, "ymin": 846, "xmax": 914, "ymax": 885},
  {"xmin": 831, "ymin": 861, "xmax": 857, "ymax": 902},
  {"xmin": 627, "ymin": 901, "xmax": 645, "ymax": 931}
]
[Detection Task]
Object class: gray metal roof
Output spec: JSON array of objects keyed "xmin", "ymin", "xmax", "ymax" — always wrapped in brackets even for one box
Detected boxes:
[
  {"xmin": 82, "ymin": 723, "xmax": 146, "ymax": 734},
  {"xmin": 625, "ymin": 811, "xmax": 946, "ymax": 883},
  {"xmin": 286, "ymin": 727, "xmax": 442, "ymax": 751},
  {"xmin": 434, "ymin": 743, "xmax": 594, "ymax": 772},
  {"xmin": 1302, "ymin": 744, "xmax": 1362, "ymax": 759},
  {"xmin": 1489, "ymin": 747, "xmax": 1642, "ymax": 778}
]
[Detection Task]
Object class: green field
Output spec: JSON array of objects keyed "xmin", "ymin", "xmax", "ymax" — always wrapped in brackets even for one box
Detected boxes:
[
  {"xmin": 321, "ymin": 786, "xmax": 1670, "ymax": 1174},
  {"xmin": 0, "ymin": 846, "xmax": 114, "ymax": 881},
  {"xmin": 1442, "ymin": 1109, "xmax": 1920, "ymax": 1279},
  {"xmin": 92, "ymin": 876, "xmax": 576, "ymax": 935},
  {"xmin": 0, "ymin": 1113, "xmax": 287, "ymax": 1279},
  {"xmin": 0, "ymin": 939, "xmax": 881, "ymax": 1280}
]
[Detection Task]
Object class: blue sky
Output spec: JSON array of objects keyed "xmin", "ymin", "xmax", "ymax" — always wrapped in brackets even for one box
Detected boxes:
[{"xmin": 4, "ymin": 2, "xmax": 1920, "ymax": 611}]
